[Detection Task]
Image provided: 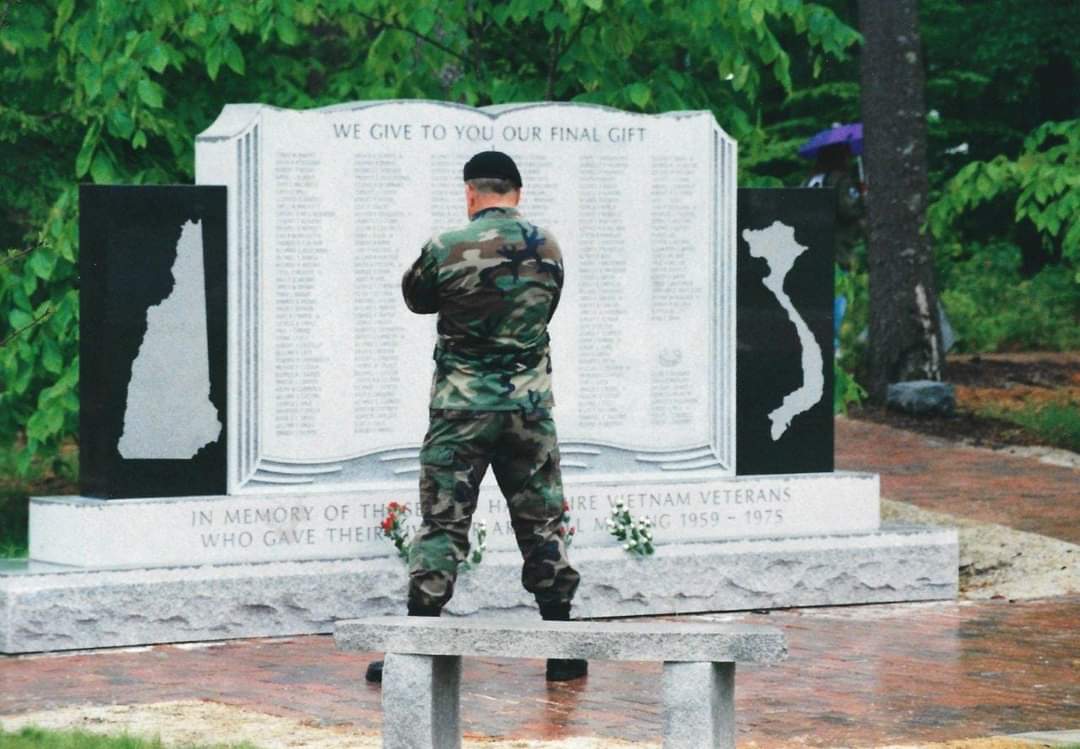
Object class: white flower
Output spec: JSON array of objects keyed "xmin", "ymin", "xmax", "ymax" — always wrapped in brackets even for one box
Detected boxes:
[
  {"xmin": 623, "ymin": 543, "xmax": 631, "ymax": 550},
  {"xmin": 628, "ymin": 538, "xmax": 636, "ymax": 547}
]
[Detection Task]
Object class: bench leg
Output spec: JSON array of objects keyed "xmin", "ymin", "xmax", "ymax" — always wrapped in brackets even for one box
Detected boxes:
[
  {"xmin": 661, "ymin": 661, "xmax": 735, "ymax": 749},
  {"xmin": 381, "ymin": 653, "xmax": 462, "ymax": 749}
]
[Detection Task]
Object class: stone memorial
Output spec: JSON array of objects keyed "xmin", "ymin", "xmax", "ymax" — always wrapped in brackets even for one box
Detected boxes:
[
  {"xmin": 195, "ymin": 101, "xmax": 738, "ymax": 494},
  {"xmin": 0, "ymin": 101, "xmax": 958, "ymax": 653}
]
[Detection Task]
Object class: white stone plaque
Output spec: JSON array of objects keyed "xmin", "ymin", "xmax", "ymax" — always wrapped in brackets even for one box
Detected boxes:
[
  {"xmin": 196, "ymin": 101, "xmax": 736, "ymax": 494},
  {"xmin": 29, "ymin": 472, "xmax": 879, "ymax": 567}
]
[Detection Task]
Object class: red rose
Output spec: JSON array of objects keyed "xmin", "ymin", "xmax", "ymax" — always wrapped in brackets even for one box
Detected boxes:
[{"xmin": 381, "ymin": 517, "xmax": 394, "ymax": 532}]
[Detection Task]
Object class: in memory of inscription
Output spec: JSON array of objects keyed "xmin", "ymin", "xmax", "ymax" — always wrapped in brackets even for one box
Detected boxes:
[
  {"xmin": 175, "ymin": 473, "xmax": 877, "ymax": 561},
  {"xmin": 196, "ymin": 101, "xmax": 736, "ymax": 494},
  {"xmin": 119, "ymin": 219, "xmax": 222, "ymax": 459}
]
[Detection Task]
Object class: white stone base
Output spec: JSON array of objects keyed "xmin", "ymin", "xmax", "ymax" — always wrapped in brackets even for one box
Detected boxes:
[
  {"xmin": 0, "ymin": 524, "xmax": 957, "ymax": 654},
  {"xmin": 30, "ymin": 471, "xmax": 880, "ymax": 567}
]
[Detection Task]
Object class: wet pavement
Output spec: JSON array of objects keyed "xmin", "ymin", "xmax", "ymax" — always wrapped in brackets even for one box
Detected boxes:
[
  {"xmin": 836, "ymin": 417, "xmax": 1080, "ymax": 545},
  {"xmin": 2, "ymin": 418, "xmax": 1078, "ymax": 746},
  {"xmin": 2, "ymin": 596, "xmax": 1078, "ymax": 746}
]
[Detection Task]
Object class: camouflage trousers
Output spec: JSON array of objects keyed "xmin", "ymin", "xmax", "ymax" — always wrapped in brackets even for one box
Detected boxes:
[{"xmin": 407, "ymin": 408, "xmax": 580, "ymax": 610}]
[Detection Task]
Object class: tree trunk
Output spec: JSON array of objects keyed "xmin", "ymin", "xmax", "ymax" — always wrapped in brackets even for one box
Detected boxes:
[{"xmin": 857, "ymin": 0, "xmax": 944, "ymax": 401}]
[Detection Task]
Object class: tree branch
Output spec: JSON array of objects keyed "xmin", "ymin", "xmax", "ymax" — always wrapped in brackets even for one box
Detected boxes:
[
  {"xmin": 0, "ymin": 244, "xmax": 39, "ymax": 267},
  {"xmin": 352, "ymin": 10, "xmax": 470, "ymax": 66},
  {"xmin": 545, "ymin": 28, "xmax": 563, "ymax": 101},
  {"xmin": 546, "ymin": 10, "xmax": 592, "ymax": 100},
  {"xmin": 0, "ymin": 304, "xmax": 54, "ymax": 349},
  {"xmin": 564, "ymin": 10, "xmax": 592, "ymax": 54}
]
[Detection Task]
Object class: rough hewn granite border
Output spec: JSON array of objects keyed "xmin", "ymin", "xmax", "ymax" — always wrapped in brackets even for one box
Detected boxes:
[{"xmin": 0, "ymin": 524, "xmax": 957, "ymax": 653}]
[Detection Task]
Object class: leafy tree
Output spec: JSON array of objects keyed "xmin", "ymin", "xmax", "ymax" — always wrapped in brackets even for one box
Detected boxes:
[
  {"xmin": 927, "ymin": 119, "xmax": 1080, "ymax": 352},
  {"xmin": 742, "ymin": 0, "xmax": 1080, "ymax": 367},
  {"xmin": 741, "ymin": 0, "xmax": 862, "ymax": 186},
  {"xmin": 929, "ymin": 120, "xmax": 1080, "ymax": 271},
  {"xmin": 922, "ymin": 0, "xmax": 1080, "ymax": 170},
  {"xmin": 0, "ymin": 0, "xmax": 860, "ymax": 473},
  {"xmin": 921, "ymin": 0, "xmax": 1080, "ymax": 283}
]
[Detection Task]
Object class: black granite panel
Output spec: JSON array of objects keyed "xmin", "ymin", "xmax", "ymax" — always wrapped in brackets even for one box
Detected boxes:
[
  {"xmin": 736, "ymin": 188, "xmax": 835, "ymax": 475},
  {"xmin": 79, "ymin": 185, "xmax": 227, "ymax": 498}
]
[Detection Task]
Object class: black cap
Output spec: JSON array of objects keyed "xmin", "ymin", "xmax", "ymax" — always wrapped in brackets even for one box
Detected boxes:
[{"xmin": 463, "ymin": 150, "xmax": 522, "ymax": 188}]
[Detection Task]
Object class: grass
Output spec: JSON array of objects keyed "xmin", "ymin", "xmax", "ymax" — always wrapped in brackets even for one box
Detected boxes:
[
  {"xmin": 977, "ymin": 400, "xmax": 1080, "ymax": 454},
  {"xmin": 0, "ymin": 727, "xmax": 257, "ymax": 749}
]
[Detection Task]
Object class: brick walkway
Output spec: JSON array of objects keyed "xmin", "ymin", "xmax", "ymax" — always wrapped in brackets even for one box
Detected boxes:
[
  {"xmin": 836, "ymin": 417, "xmax": 1080, "ymax": 544},
  {"xmin": 2, "ymin": 597, "xmax": 1078, "ymax": 746},
  {"xmin": 2, "ymin": 418, "xmax": 1078, "ymax": 746}
]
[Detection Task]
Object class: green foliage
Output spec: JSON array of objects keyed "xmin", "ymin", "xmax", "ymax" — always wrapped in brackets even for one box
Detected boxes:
[
  {"xmin": 0, "ymin": 488, "xmax": 28, "ymax": 557},
  {"xmin": 929, "ymin": 120, "xmax": 1080, "ymax": 272},
  {"xmin": 739, "ymin": 0, "xmax": 862, "ymax": 186},
  {"xmin": 833, "ymin": 358, "xmax": 865, "ymax": 415},
  {"xmin": 833, "ymin": 263, "xmax": 867, "ymax": 413},
  {"xmin": 0, "ymin": 726, "xmax": 258, "ymax": 749},
  {"xmin": 937, "ymin": 242, "xmax": 1080, "ymax": 353},
  {"xmin": 0, "ymin": 486, "xmax": 28, "ymax": 557},
  {"xmin": 0, "ymin": 440, "xmax": 78, "ymax": 557},
  {"xmin": 928, "ymin": 119, "xmax": 1080, "ymax": 352},
  {"xmin": 975, "ymin": 401, "xmax": 1080, "ymax": 454},
  {"xmin": 0, "ymin": 0, "xmax": 860, "ymax": 474},
  {"xmin": 922, "ymin": 0, "xmax": 1080, "ymax": 174}
]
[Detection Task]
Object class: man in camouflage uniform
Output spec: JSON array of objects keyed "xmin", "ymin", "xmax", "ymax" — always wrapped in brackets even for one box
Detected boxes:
[{"xmin": 376, "ymin": 150, "xmax": 584, "ymax": 682}]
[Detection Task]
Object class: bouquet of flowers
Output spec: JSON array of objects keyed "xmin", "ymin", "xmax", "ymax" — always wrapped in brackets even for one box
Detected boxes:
[
  {"xmin": 458, "ymin": 519, "xmax": 488, "ymax": 573},
  {"xmin": 606, "ymin": 501, "xmax": 655, "ymax": 556},
  {"xmin": 558, "ymin": 500, "xmax": 577, "ymax": 547},
  {"xmin": 379, "ymin": 502, "xmax": 487, "ymax": 571},
  {"xmin": 380, "ymin": 501, "xmax": 413, "ymax": 562}
]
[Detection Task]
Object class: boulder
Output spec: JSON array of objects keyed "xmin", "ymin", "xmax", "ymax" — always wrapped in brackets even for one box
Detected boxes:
[{"xmin": 886, "ymin": 380, "xmax": 956, "ymax": 417}]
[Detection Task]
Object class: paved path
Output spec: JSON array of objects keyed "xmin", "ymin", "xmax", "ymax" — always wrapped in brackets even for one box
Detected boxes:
[
  {"xmin": 837, "ymin": 417, "xmax": 1080, "ymax": 544},
  {"xmin": 2, "ymin": 418, "xmax": 1078, "ymax": 746},
  {"xmin": 2, "ymin": 597, "xmax": 1078, "ymax": 747}
]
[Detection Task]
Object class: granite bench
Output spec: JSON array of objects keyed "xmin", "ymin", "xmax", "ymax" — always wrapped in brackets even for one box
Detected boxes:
[{"xmin": 334, "ymin": 616, "xmax": 787, "ymax": 749}]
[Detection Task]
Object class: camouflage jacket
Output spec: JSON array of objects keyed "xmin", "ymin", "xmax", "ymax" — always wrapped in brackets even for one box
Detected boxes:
[{"xmin": 402, "ymin": 206, "xmax": 564, "ymax": 413}]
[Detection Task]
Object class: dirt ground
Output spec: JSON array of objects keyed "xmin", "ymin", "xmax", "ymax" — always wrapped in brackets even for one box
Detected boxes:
[
  {"xmin": 849, "ymin": 352, "xmax": 1080, "ymax": 451},
  {"xmin": 0, "ymin": 700, "xmax": 1069, "ymax": 749},
  {"xmin": 882, "ymin": 499, "xmax": 1079, "ymax": 601}
]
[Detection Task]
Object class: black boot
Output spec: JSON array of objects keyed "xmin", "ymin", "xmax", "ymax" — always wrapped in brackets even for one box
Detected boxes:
[
  {"xmin": 365, "ymin": 603, "xmax": 442, "ymax": 683},
  {"xmin": 539, "ymin": 602, "xmax": 588, "ymax": 682}
]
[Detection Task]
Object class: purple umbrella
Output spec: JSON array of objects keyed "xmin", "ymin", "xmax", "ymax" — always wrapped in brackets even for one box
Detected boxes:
[{"xmin": 798, "ymin": 123, "xmax": 863, "ymax": 158}]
